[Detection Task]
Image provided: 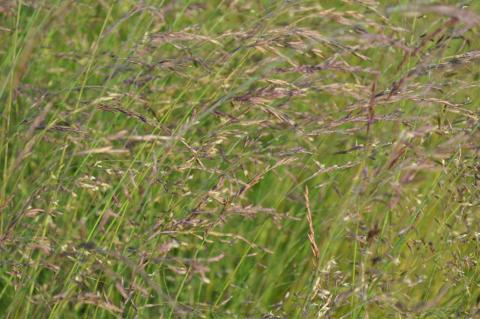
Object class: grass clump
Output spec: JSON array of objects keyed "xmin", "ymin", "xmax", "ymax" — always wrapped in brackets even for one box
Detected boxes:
[{"xmin": 1, "ymin": 1, "xmax": 479, "ymax": 318}]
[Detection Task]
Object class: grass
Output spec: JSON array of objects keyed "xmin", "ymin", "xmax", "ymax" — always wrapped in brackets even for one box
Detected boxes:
[{"xmin": 1, "ymin": 0, "xmax": 479, "ymax": 318}]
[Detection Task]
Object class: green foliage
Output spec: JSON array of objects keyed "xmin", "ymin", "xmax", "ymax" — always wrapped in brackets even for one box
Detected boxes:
[{"xmin": 1, "ymin": 1, "xmax": 479, "ymax": 318}]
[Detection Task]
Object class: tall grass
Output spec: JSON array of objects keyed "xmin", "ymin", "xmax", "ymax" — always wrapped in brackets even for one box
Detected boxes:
[{"xmin": 1, "ymin": 1, "xmax": 479, "ymax": 318}]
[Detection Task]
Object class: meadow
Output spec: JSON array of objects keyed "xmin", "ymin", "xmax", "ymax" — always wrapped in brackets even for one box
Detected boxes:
[{"xmin": 1, "ymin": 0, "xmax": 479, "ymax": 318}]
